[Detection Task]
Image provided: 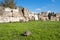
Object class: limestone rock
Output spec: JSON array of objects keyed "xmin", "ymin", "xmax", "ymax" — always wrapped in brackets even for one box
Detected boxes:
[{"xmin": 24, "ymin": 31, "xmax": 31, "ymax": 36}]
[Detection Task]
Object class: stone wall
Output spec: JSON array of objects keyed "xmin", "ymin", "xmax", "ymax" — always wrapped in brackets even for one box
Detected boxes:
[
  {"xmin": 23, "ymin": 8, "xmax": 29, "ymax": 21},
  {"xmin": 0, "ymin": 6, "xmax": 60, "ymax": 23},
  {"xmin": 0, "ymin": 7, "xmax": 29, "ymax": 23},
  {"xmin": 38, "ymin": 12, "xmax": 60, "ymax": 21},
  {"xmin": 29, "ymin": 13, "xmax": 35, "ymax": 21},
  {"xmin": 38, "ymin": 12, "xmax": 49, "ymax": 21}
]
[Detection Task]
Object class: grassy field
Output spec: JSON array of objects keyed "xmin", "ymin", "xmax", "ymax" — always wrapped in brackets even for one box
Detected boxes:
[{"xmin": 0, "ymin": 21, "xmax": 60, "ymax": 40}]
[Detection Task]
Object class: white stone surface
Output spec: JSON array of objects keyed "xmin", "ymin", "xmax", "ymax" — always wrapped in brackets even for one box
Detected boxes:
[{"xmin": 34, "ymin": 15, "xmax": 38, "ymax": 20}]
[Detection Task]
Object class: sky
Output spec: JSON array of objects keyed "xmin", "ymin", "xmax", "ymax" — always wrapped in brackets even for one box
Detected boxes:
[
  {"xmin": 0, "ymin": 0, "xmax": 60, "ymax": 13},
  {"xmin": 16, "ymin": 0, "xmax": 60, "ymax": 13}
]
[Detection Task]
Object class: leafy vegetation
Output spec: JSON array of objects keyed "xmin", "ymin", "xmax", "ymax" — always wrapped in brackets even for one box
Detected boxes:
[
  {"xmin": 0, "ymin": 21, "xmax": 60, "ymax": 40},
  {"xmin": 0, "ymin": 0, "xmax": 16, "ymax": 9}
]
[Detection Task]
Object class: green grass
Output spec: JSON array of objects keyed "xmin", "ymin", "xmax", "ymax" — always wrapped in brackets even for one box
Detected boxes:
[{"xmin": 0, "ymin": 21, "xmax": 60, "ymax": 40}]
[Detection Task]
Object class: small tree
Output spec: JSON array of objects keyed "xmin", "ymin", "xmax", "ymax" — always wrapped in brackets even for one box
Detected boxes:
[
  {"xmin": 0, "ymin": 0, "xmax": 16, "ymax": 9},
  {"xmin": 48, "ymin": 13, "xmax": 52, "ymax": 20}
]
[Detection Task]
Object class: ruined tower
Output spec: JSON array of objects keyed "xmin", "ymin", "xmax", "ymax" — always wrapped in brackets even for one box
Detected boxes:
[{"xmin": 23, "ymin": 8, "xmax": 29, "ymax": 21}]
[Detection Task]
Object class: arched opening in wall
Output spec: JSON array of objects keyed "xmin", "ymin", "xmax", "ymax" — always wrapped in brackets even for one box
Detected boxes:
[
  {"xmin": 59, "ymin": 17, "xmax": 60, "ymax": 21},
  {"xmin": 55, "ymin": 18, "xmax": 57, "ymax": 21},
  {"xmin": 45, "ymin": 18, "xmax": 47, "ymax": 20},
  {"xmin": 28, "ymin": 17, "xmax": 30, "ymax": 21},
  {"xmin": 39, "ymin": 18, "xmax": 42, "ymax": 20},
  {"xmin": 32, "ymin": 16, "xmax": 35, "ymax": 21},
  {"xmin": 11, "ymin": 10, "xmax": 13, "ymax": 17}
]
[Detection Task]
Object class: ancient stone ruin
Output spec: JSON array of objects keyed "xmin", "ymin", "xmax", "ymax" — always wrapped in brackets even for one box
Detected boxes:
[{"xmin": 0, "ymin": 6, "xmax": 60, "ymax": 23}]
